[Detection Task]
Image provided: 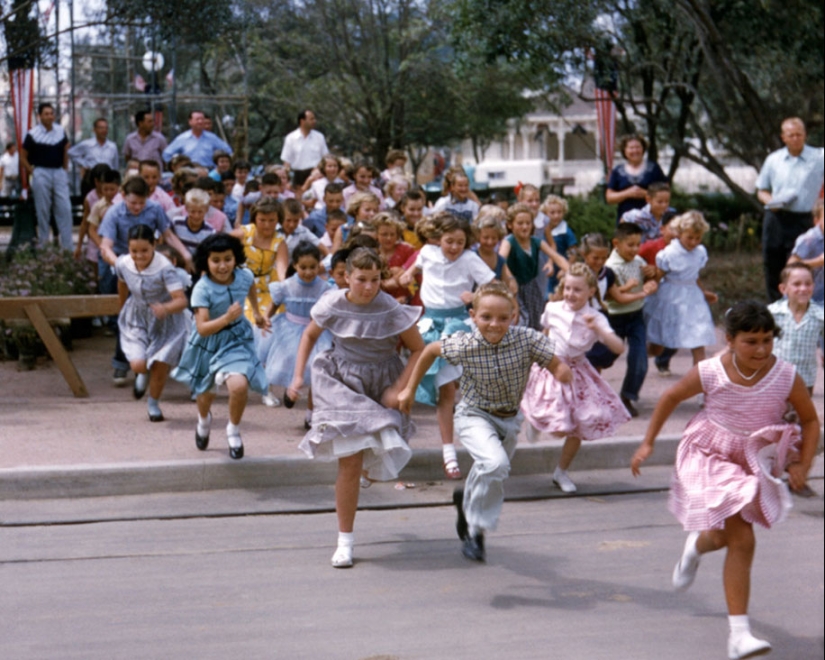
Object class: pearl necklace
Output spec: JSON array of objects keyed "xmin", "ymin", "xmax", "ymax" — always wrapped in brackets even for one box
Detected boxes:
[{"xmin": 731, "ymin": 353, "xmax": 764, "ymax": 381}]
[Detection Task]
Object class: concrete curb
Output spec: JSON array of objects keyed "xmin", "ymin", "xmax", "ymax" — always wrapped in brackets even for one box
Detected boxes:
[{"xmin": 0, "ymin": 434, "xmax": 680, "ymax": 500}]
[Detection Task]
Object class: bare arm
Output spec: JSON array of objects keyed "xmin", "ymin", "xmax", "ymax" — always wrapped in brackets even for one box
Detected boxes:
[
  {"xmin": 756, "ymin": 189, "xmax": 772, "ymax": 206},
  {"xmin": 381, "ymin": 324, "xmax": 426, "ymax": 409},
  {"xmin": 150, "ymin": 288, "xmax": 188, "ymax": 319},
  {"xmin": 585, "ymin": 313, "xmax": 624, "ymax": 355},
  {"xmin": 398, "ymin": 261, "xmax": 420, "ymax": 287},
  {"xmin": 605, "ymin": 185, "xmax": 646, "ymax": 205},
  {"xmin": 194, "ymin": 300, "xmax": 243, "ymax": 338},
  {"xmin": 501, "ymin": 263, "xmax": 518, "ymax": 295},
  {"xmin": 786, "ymin": 373, "xmax": 821, "ymax": 491},
  {"xmin": 117, "ymin": 278, "xmax": 129, "ymax": 311},
  {"xmin": 398, "ymin": 341, "xmax": 442, "ymax": 414},
  {"xmin": 246, "ymin": 282, "xmax": 270, "ymax": 331},
  {"xmin": 287, "ymin": 320, "xmax": 325, "ymax": 399},
  {"xmin": 631, "ymin": 367, "xmax": 703, "ymax": 475},
  {"xmin": 540, "ymin": 239, "xmax": 569, "ymax": 272},
  {"xmin": 275, "ymin": 241, "xmax": 289, "ymax": 282},
  {"xmin": 19, "ymin": 146, "xmax": 32, "ymax": 175},
  {"xmin": 331, "ymin": 224, "xmax": 345, "ymax": 252},
  {"xmin": 100, "ymin": 237, "xmax": 117, "ymax": 267},
  {"xmin": 606, "ymin": 280, "xmax": 657, "ymax": 305},
  {"xmin": 161, "ymin": 228, "xmax": 194, "ymax": 272}
]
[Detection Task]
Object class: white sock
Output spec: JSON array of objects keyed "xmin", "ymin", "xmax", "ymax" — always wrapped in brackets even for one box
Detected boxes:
[
  {"xmin": 337, "ymin": 531, "xmax": 354, "ymax": 548},
  {"xmin": 684, "ymin": 533, "xmax": 700, "ymax": 562},
  {"xmin": 442, "ymin": 443, "xmax": 457, "ymax": 464},
  {"xmin": 147, "ymin": 397, "xmax": 161, "ymax": 417},
  {"xmin": 197, "ymin": 413, "xmax": 211, "ymax": 436},
  {"xmin": 226, "ymin": 422, "xmax": 242, "ymax": 448},
  {"xmin": 728, "ymin": 615, "xmax": 750, "ymax": 636}
]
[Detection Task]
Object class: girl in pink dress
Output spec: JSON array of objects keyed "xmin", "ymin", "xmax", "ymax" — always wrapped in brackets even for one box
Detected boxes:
[
  {"xmin": 631, "ymin": 301, "xmax": 819, "ymax": 660},
  {"xmin": 521, "ymin": 263, "xmax": 631, "ymax": 494}
]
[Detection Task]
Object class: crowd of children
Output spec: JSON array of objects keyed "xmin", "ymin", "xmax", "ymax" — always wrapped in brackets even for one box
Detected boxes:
[{"xmin": 78, "ymin": 144, "xmax": 822, "ymax": 660}]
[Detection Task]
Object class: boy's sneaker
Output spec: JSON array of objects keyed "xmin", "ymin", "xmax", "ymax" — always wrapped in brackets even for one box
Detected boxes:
[
  {"xmin": 112, "ymin": 368, "xmax": 128, "ymax": 387},
  {"xmin": 462, "ymin": 533, "xmax": 485, "ymax": 562},
  {"xmin": 262, "ymin": 392, "xmax": 281, "ymax": 408},
  {"xmin": 656, "ymin": 364, "xmax": 671, "ymax": 377}
]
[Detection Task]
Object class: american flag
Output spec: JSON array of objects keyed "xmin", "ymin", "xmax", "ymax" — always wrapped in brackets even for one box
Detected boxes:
[
  {"xmin": 10, "ymin": 68, "xmax": 34, "ymax": 195},
  {"xmin": 594, "ymin": 87, "xmax": 617, "ymax": 173}
]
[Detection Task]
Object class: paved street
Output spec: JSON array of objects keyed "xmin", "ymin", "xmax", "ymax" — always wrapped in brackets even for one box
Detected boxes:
[{"xmin": 1, "ymin": 476, "xmax": 822, "ymax": 660}]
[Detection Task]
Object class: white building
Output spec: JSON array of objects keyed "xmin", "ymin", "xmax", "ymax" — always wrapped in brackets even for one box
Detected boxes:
[{"xmin": 458, "ymin": 90, "xmax": 758, "ymax": 197}]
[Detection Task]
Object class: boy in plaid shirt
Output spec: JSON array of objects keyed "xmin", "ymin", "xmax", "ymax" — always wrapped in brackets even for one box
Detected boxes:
[
  {"xmin": 769, "ymin": 263, "xmax": 824, "ymax": 395},
  {"xmin": 399, "ymin": 281, "xmax": 571, "ymax": 562}
]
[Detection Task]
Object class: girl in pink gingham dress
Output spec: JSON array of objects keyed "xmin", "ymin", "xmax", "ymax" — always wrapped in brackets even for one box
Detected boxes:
[{"xmin": 631, "ymin": 301, "xmax": 819, "ymax": 660}]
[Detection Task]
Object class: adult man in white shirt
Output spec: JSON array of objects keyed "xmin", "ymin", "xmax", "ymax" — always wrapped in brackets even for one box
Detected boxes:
[
  {"xmin": 756, "ymin": 117, "xmax": 825, "ymax": 300},
  {"xmin": 280, "ymin": 109, "xmax": 328, "ymax": 188},
  {"xmin": 68, "ymin": 118, "xmax": 119, "ymax": 177},
  {"xmin": 0, "ymin": 142, "xmax": 20, "ymax": 197}
]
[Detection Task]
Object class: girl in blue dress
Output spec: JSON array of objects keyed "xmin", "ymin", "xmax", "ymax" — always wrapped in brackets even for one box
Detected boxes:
[
  {"xmin": 265, "ymin": 241, "xmax": 333, "ymax": 429},
  {"xmin": 645, "ymin": 211, "xmax": 718, "ymax": 367},
  {"xmin": 172, "ymin": 234, "xmax": 271, "ymax": 459}
]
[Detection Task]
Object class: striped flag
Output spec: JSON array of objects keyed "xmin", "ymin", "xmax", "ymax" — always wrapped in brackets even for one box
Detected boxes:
[
  {"xmin": 594, "ymin": 87, "xmax": 617, "ymax": 174},
  {"xmin": 10, "ymin": 68, "xmax": 34, "ymax": 194}
]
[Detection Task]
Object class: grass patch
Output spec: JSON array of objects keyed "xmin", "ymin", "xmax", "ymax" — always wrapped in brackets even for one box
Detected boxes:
[{"xmin": 702, "ymin": 251, "xmax": 765, "ymax": 323}]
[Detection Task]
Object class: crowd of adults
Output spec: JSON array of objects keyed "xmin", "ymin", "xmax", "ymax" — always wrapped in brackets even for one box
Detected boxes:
[{"xmin": 1, "ymin": 104, "xmax": 822, "ymax": 304}]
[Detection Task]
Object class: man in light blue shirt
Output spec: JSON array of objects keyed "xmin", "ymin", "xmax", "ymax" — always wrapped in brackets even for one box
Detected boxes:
[
  {"xmin": 162, "ymin": 110, "xmax": 233, "ymax": 168},
  {"xmin": 756, "ymin": 117, "xmax": 825, "ymax": 300},
  {"xmin": 68, "ymin": 118, "xmax": 119, "ymax": 174}
]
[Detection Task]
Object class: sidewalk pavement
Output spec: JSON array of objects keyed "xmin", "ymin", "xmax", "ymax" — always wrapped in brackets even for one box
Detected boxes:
[{"xmin": 1, "ymin": 307, "xmax": 822, "ymax": 500}]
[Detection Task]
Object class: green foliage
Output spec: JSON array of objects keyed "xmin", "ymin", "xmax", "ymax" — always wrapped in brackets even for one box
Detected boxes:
[
  {"xmin": 669, "ymin": 191, "xmax": 761, "ymax": 253},
  {"xmin": 106, "ymin": 0, "xmax": 236, "ymax": 45},
  {"xmin": 0, "ymin": 246, "xmax": 97, "ymax": 297},
  {"xmin": 565, "ymin": 191, "xmax": 617, "ymax": 240}
]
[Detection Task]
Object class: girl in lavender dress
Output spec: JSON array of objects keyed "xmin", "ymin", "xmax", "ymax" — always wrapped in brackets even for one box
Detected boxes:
[
  {"xmin": 287, "ymin": 248, "xmax": 424, "ymax": 568},
  {"xmin": 521, "ymin": 263, "xmax": 630, "ymax": 494},
  {"xmin": 632, "ymin": 301, "xmax": 819, "ymax": 660}
]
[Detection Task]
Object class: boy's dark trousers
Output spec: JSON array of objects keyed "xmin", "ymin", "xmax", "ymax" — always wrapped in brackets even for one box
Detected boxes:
[{"xmin": 607, "ymin": 309, "xmax": 647, "ymax": 401}]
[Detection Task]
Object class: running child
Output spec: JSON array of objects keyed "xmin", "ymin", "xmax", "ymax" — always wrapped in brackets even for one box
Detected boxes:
[
  {"xmin": 631, "ymin": 301, "xmax": 819, "ymax": 660},
  {"xmin": 116, "ymin": 224, "xmax": 190, "ymax": 422},
  {"xmin": 540, "ymin": 194, "xmax": 578, "ymax": 294},
  {"xmin": 645, "ymin": 211, "xmax": 718, "ymax": 367},
  {"xmin": 432, "ymin": 168, "xmax": 479, "ymax": 222},
  {"xmin": 499, "ymin": 202, "xmax": 568, "ymax": 330},
  {"xmin": 287, "ymin": 247, "xmax": 424, "ymax": 567},
  {"xmin": 399, "ymin": 213, "xmax": 496, "ymax": 480},
  {"xmin": 375, "ymin": 212, "xmax": 416, "ymax": 303},
  {"xmin": 398, "ymin": 281, "xmax": 572, "ymax": 562},
  {"xmin": 397, "ymin": 190, "xmax": 427, "ymax": 249},
  {"xmin": 331, "ymin": 191, "xmax": 380, "ymax": 251},
  {"xmin": 473, "ymin": 209, "xmax": 517, "ymax": 295},
  {"xmin": 265, "ymin": 241, "xmax": 332, "ymax": 429},
  {"xmin": 521, "ymin": 263, "xmax": 630, "ymax": 493},
  {"xmin": 172, "ymin": 233, "xmax": 271, "ymax": 460},
  {"xmin": 769, "ymin": 263, "xmax": 824, "ymax": 395},
  {"xmin": 280, "ymin": 198, "xmax": 327, "ymax": 259},
  {"xmin": 342, "ymin": 160, "xmax": 383, "ymax": 205},
  {"xmin": 603, "ymin": 222, "xmax": 659, "ymax": 417}
]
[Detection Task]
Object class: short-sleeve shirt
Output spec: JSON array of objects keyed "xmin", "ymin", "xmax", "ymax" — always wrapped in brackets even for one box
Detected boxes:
[
  {"xmin": 279, "ymin": 129, "xmax": 328, "ymax": 171},
  {"xmin": 441, "ymin": 326, "xmax": 555, "ymax": 414},
  {"xmin": 541, "ymin": 300, "xmax": 613, "ymax": 360},
  {"xmin": 620, "ymin": 203, "xmax": 676, "ymax": 243},
  {"xmin": 98, "ymin": 199, "xmax": 170, "ymax": 256},
  {"xmin": 768, "ymin": 298, "xmax": 824, "ymax": 386},
  {"xmin": 191, "ymin": 268, "xmax": 254, "ymax": 317},
  {"xmin": 755, "ymin": 145, "xmax": 825, "ymax": 214},
  {"xmin": 791, "ymin": 225, "xmax": 824, "ymax": 303},
  {"xmin": 432, "ymin": 195, "xmax": 480, "ymax": 223},
  {"xmin": 122, "ymin": 131, "xmax": 168, "ymax": 168},
  {"xmin": 115, "ymin": 252, "xmax": 182, "ymax": 304},
  {"xmin": 415, "ymin": 244, "xmax": 494, "ymax": 309},
  {"xmin": 23, "ymin": 125, "xmax": 68, "ymax": 168},
  {"xmin": 604, "ymin": 250, "xmax": 647, "ymax": 315},
  {"xmin": 171, "ymin": 218, "xmax": 216, "ymax": 256},
  {"xmin": 607, "ymin": 161, "xmax": 668, "ymax": 219}
]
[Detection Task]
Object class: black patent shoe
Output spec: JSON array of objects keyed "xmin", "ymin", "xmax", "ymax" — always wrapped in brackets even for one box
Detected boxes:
[
  {"xmin": 195, "ymin": 430, "xmax": 209, "ymax": 450},
  {"xmin": 462, "ymin": 533, "xmax": 486, "ymax": 563},
  {"xmin": 148, "ymin": 411, "xmax": 164, "ymax": 423},
  {"xmin": 453, "ymin": 488, "xmax": 468, "ymax": 540},
  {"xmin": 229, "ymin": 443, "xmax": 244, "ymax": 460},
  {"xmin": 283, "ymin": 388, "xmax": 296, "ymax": 409}
]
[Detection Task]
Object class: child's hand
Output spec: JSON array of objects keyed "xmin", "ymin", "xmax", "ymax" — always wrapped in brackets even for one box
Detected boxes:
[
  {"xmin": 398, "ymin": 272, "xmax": 412, "ymax": 287},
  {"xmin": 642, "ymin": 280, "xmax": 658, "ymax": 296},
  {"xmin": 397, "ymin": 387, "xmax": 415, "ymax": 415},
  {"xmin": 631, "ymin": 443, "xmax": 653, "ymax": 476},
  {"xmin": 704, "ymin": 291, "xmax": 718, "ymax": 304},
  {"xmin": 542, "ymin": 261, "xmax": 555, "ymax": 275},
  {"xmin": 583, "ymin": 313, "xmax": 597, "ymax": 330},
  {"xmin": 786, "ymin": 461, "xmax": 811, "ymax": 492},
  {"xmin": 254, "ymin": 314, "xmax": 271, "ymax": 332},
  {"xmin": 549, "ymin": 359, "xmax": 573, "ymax": 384},
  {"xmin": 286, "ymin": 379, "xmax": 303, "ymax": 403},
  {"xmin": 642, "ymin": 264, "xmax": 657, "ymax": 280},
  {"xmin": 225, "ymin": 301, "xmax": 243, "ymax": 323},
  {"xmin": 622, "ymin": 277, "xmax": 640, "ymax": 291},
  {"xmin": 459, "ymin": 290, "xmax": 474, "ymax": 305},
  {"xmin": 150, "ymin": 302, "xmax": 168, "ymax": 320}
]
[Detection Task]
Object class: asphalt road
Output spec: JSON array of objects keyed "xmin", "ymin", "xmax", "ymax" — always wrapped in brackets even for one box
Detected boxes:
[{"xmin": 1, "ymin": 479, "xmax": 822, "ymax": 660}]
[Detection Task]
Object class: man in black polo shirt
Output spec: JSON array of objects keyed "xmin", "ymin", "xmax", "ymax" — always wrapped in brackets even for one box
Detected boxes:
[{"xmin": 19, "ymin": 103, "xmax": 73, "ymax": 249}]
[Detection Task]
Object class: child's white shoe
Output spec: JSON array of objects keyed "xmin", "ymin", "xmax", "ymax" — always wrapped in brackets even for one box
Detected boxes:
[
  {"xmin": 672, "ymin": 531, "xmax": 701, "ymax": 591},
  {"xmin": 331, "ymin": 544, "xmax": 353, "ymax": 568},
  {"xmin": 727, "ymin": 631, "xmax": 771, "ymax": 659},
  {"xmin": 552, "ymin": 467, "xmax": 577, "ymax": 494},
  {"xmin": 262, "ymin": 392, "xmax": 281, "ymax": 408}
]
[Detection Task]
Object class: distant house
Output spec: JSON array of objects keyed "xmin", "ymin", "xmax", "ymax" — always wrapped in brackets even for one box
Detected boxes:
[{"xmin": 457, "ymin": 88, "xmax": 758, "ymax": 197}]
